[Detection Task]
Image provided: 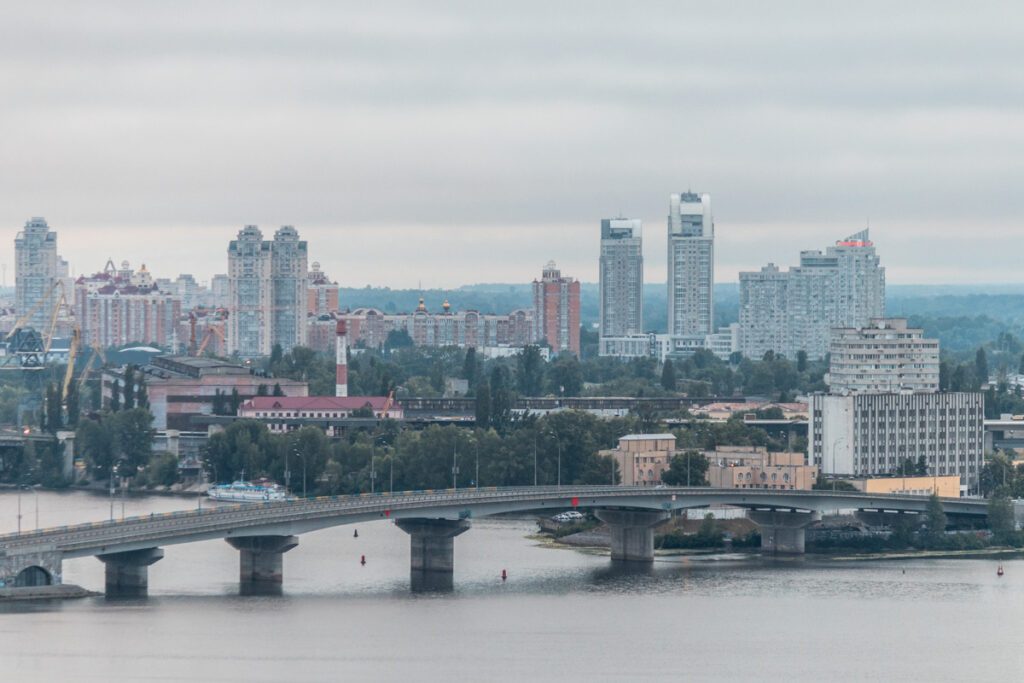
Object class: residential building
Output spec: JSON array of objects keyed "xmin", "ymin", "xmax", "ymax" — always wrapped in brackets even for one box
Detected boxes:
[
  {"xmin": 533, "ymin": 261, "xmax": 581, "ymax": 356},
  {"xmin": 210, "ymin": 274, "xmax": 230, "ymax": 308},
  {"xmin": 601, "ymin": 433, "xmax": 677, "ymax": 486},
  {"xmin": 849, "ymin": 475, "xmax": 961, "ymax": 497},
  {"xmin": 598, "ymin": 218, "xmax": 643, "ymax": 355},
  {"xmin": 810, "ymin": 392, "xmax": 984, "ymax": 493},
  {"xmin": 74, "ymin": 260, "xmax": 182, "ymax": 348},
  {"xmin": 705, "ymin": 446, "xmax": 817, "ymax": 491},
  {"xmin": 340, "ymin": 303, "xmax": 533, "ymax": 351},
  {"xmin": 739, "ymin": 230, "xmax": 886, "ymax": 360},
  {"xmin": 104, "ymin": 355, "xmax": 308, "ymax": 430},
  {"xmin": 704, "ymin": 323, "xmax": 740, "ymax": 361},
  {"xmin": 14, "ymin": 217, "xmax": 65, "ymax": 330},
  {"xmin": 827, "ymin": 318, "xmax": 939, "ymax": 394},
  {"xmin": 307, "ymin": 262, "xmax": 338, "ymax": 316},
  {"xmin": 227, "ymin": 225, "xmax": 308, "ymax": 357},
  {"xmin": 667, "ymin": 192, "xmax": 714, "ymax": 342}
]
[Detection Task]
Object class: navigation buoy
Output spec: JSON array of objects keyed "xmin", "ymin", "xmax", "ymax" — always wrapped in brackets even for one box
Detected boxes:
[
  {"xmin": 997, "ymin": 565, "xmax": 1004, "ymax": 577},
  {"xmin": 501, "ymin": 569, "xmax": 507, "ymax": 581},
  {"xmin": 354, "ymin": 529, "xmax": 359, "ymax": 538},
  {"xmin": 361, "ymin": 554, "xmax": 366, "ymax": 566}
]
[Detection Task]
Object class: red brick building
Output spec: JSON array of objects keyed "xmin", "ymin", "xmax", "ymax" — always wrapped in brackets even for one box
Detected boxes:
[{"xmin": 532, "ymin": 261, "xmax": 580, "ymax": 356}]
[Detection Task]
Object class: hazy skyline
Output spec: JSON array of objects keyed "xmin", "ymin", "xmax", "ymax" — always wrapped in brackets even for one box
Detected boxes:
[{"xmin": 2, "ymin": 1, "xmax": 1022, "ymax": 288}]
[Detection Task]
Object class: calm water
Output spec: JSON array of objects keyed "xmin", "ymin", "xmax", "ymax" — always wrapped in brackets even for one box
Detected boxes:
[{"xmin": 0, "ymin": 490, "xmax": 1021, "ymax": 682}]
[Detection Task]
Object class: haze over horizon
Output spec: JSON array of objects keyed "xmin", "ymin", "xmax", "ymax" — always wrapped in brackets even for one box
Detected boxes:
[{"xmin": 2, "ymin": 1, "xmax": 1022, "ymax": 288}]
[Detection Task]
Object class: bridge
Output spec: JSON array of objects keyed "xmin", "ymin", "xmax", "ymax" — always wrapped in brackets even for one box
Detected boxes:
[{"xmin": 0, "ymin": 486, "xmax": 991, "ymax": 596}]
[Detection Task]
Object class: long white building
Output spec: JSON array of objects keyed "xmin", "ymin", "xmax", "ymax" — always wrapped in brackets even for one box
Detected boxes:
[{"xmin": 739, "ymin": 230, "xmax": 885, "ymax": 360}]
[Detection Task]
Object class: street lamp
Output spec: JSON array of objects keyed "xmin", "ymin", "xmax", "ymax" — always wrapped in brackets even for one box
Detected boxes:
[
  {"xmin": 544, "ymin": 429, "xmax": 562, "ymax": 488},
  {"xmin": 371, "ymin": 434, "xmax": 388, "ymax": 494},
  {"xmin": 292, "ymin": 450, "xmax": 307, "ymax": 498},
  {"xmin": 452, "ymin": 434, "xmax": 459, "ymax": 490}
]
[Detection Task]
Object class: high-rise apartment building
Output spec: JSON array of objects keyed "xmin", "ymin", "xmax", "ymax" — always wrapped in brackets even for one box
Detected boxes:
[
  {"xmin": 14, "ymin": 217, "xmax": 63, "ymax": 330},
  {"xmin": 598, "ymin": 218, "xmax": 643, "ymax": 356},
  {"xmin": 532, "ymin": 261, "xmax": 581, "ymax": 356},
  {"xmin": 307, "ymin": 262, "xmax": 339, "ymax": 317},
  {"xmin": 74, "ymin": 260, "xmax": 182, "ymax": 348},
  {"xmin": 739, "ymin": 230, "xmax": 885, "ymax": 360},
  {"xmin": 667, "ymin": 192, "xmax": 714, "ymax": 341},
  {"xmin": 227, "ymin": 225, "xmax": 308, "ymax": 357},
  {"xmin": 828, "ymin": 318, "xmax": 940, "ymax": 395}
]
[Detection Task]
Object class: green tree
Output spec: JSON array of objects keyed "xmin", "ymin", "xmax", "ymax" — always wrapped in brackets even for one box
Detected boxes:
[
  {"xmin": 474, "ymin": 380, "xmax": 491, "ymax": 428},
  {"xmin": 109, "ymin": 378, "xmax": 121, "ymax": 412},
  {"xmin": 548, "ymin": 355, "xmax": 583, "ymax": 397},
  {"xmin": 660, "ymin": 359, "xmax": 677, "ymax": 391},
  {"xmin": 463, "ymin": 348, "xmax": 478, "ymax": 386},
  {"xmin": 517, "ymin": 346, "xmax": 545, "ymax": 396},
  {"xmin": 111, "ymin": 408, "xmax": 155, "ymax": 475},
  {"xmin": 273, "ymin": 382, "xmax": 285, "ymax": 397},
  {"xmin": 122, "ymin": 366, "xmax": 136, "ymax": 410},
  {"xmin": 975, "ymin": 348, "xmax": 989, "ymax": 388},
  {"xmin": 136, "ymin": 381, "xmax": 149, "ymax": 410},
  {"xmin": 489, "ymin": 366, "xmax": 513, "ymax": 432},
  {"xmin": 270, "ymin": 343, "xmax": 284, "ymax": 367},
  {"xmin": 661, "ymin": 450, "xmax": 709, "ymax": 486},
  {"xmin": 77, "ymin": 417, "xmax": 115, "ymax": 480},
  {"xmin": 257, "ymin": 383, "xmax": 269, "ymax": 396},
  {"xmin": 65, "ymin": 379, "xmax": 80, "ymax": 428},
  {"xmin": 796, "ymin": 350, "xmax": 808, "ymax": 373},
  {"xmin": 212, "ymin": 389, "xmax": 228, "ymax": 415},
  {"xmin": 230, "ymin": 387, "xmax": 242, "ymax": 414},
  {"xmin": 924, "ymin": 493, "xmax": 948, "ymax": 542},
  {"xmin": 44, "ymin": 382, "xmax": 63, "ymax": 434},
  {"xmin": 988, "ymin": 488, "xmax": 1016, "ymax": 541},
  {"xmin": 143, "ymin": 452, "xmax": 180, "ymax": 487}
]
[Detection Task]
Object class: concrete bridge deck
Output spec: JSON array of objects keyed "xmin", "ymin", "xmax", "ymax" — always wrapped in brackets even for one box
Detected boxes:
[{"xmin": 0, "ymin": 486, "xmax": 991, "ymax": 595}]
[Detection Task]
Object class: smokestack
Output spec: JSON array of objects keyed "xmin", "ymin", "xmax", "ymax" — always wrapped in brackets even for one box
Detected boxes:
[{"xmin": 335, "ymin": 319, "xmax": 348, "ymax": 397}]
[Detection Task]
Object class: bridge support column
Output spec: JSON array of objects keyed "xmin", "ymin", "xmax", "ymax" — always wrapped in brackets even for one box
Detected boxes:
[
  {"xmin": 595, "ymin": 509, "xmax": 670, "ymax": 562},
  {"xmin": 395, "ymin": 518, "xmax": 470, "ymax": 591},
  {"xmin": 98, "ymin": 548, "xmax": 164, "ymax": 597},
  {"xmin": 748, "ymin": 510, "xmax": 820, "ymax": 555},
  {"xmin": 226, "ymin": 535, "xmax": 299, "ymax": 595}
]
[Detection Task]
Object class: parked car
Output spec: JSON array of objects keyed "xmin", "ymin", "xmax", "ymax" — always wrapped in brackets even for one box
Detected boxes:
[{"xmin": 552, "ymin": 511, "xmax": 585, "ymax": 523}]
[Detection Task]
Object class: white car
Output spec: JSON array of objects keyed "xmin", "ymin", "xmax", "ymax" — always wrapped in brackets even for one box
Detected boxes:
[{"xmin": 552, "ymin": 511, "xmax": 585, "ymax": 522}]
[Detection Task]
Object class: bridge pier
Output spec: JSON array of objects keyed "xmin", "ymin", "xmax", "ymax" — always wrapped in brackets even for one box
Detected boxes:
[
  {"xmin": 395, "ymin": 518, "xmax": 470, "ymax": 591},
  {"xmin": 226, "ymin": 535, "xmax": 299, "ymax": 595},
  {"xmin": 97, "ymin": 547, "xmax": 164, "ymax": 597},
  {"xmin": 748, "ymin": 510, "xmax": 820, "ymax": 555},
  {"xmin": 595, "ymin": 509, "xmax": 670, "ymax": 562}
]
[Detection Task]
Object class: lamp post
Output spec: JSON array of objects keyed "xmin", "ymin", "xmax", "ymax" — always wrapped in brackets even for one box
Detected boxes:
[
  {"xmin": 292, "ymin": 449, "xmax": 307, "ymax": 498},
  {"xmin": 474, "ymin": 436, "xmax": 480, "ymax": 490},
  {"xmin": 533, "ymin": 433, "xmax": 538, "ymax": 487},
  {"xmin": 452, "ymin": 434, "xmax": 459, "ymax": 491},
  {"xmin": 371, "ymin": 434, "xmax": 388, "ymax": 494},
  {"xmin": 545, "ymin": 429, "xmax": 562, "ymax": 488},
  {"xmin": 830, "ymin": 436, "xmax": 847, "ymax": 493}
]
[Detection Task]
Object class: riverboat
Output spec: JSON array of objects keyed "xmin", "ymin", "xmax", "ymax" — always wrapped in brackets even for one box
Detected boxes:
[{"xmin": 206, "ymin": 481, "xmax": 289, "ymax": 503}]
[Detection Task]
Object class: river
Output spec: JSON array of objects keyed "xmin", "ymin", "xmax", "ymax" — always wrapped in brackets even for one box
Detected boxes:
[{"xmin": 0, "ymin": 490, "xmax": 1021, "ymax": 682}]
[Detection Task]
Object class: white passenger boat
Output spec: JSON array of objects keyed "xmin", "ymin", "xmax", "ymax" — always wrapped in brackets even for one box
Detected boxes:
[{"xmin": 206, "ymin": 481, "xmax": 289, "ymax": 503}]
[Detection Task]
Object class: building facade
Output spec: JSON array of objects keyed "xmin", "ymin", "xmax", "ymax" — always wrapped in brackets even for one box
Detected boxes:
[
  {"xmin": 598, "ymin": 218, "xmax": 643, "ymax": 354},
  {"xmin": 532, "ymin": 262, "xmax": 581, "ymax": 356},
  {"xmin": 705, "ymin": 446, "xmax": 817, "ymax": 491},
  {"xmin": 307, "ymin": 262, "xmax": 339, "ymax": 317},
  {"xmin": 667, "ymin": 192, "xmax": 714, "ymax": 342},
  {"xmin": 828, "ymin": 318, "xmax": 940, "ymax": 395},
  {"xmin": 810, "ymin": 392, "xmax": 984, "ymax": 493},
  {"xmin": 75, "ymin": 260, "xmax": 182, "ymax": 348},
  {"xmin": 227, "ymin": 225, "xmax": 308, "ymax": 357},
  {"xmin": 601, "ymin": 434, "xmax": 677, "ymax": 486},
  {"xmin": 739, "ymin": 230, "xmax": 886, "ymax": 360},
  {"xmin": 14, "ymin": 217, "xmax": 64, "ymax": 330},
  {"xmin": 238, "ymin": 396, "xmax": 403, "ymax": 436},
  {"xmin": 339, "ymin": 303, "xmax": 532, "ymax": 351}
]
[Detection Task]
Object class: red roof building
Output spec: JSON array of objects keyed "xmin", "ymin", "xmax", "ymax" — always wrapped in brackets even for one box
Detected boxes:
[{"xmin": 238, "ymin": 395, "xmax": 402, "ymax": 433}]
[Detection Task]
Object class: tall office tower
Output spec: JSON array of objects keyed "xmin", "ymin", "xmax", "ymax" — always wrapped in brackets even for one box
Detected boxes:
[
  {"xmin": 532, "ymin": 261, "xmax": 581, "ymax": 357},
  {"xmin": 227, "ymin": 225, "xmax": 272, "ymax": 357},
  {"xmin": 739, "ymin": 230, "xmax": 885, "ymax": 360},
  {"xmin": 827, "ymin": 318, "xmax": 940, "ymax": 395},
  {"xmin": 598, "ymin": 218, "xmax": 644, "ymax": 349},
  {"xmin": 14, "ymin": 217, "xmax": 62, "ymax": 329},
  {"xmin": 270, "ymin": 226, "xmax": 308, "ymax": 351},
  {"xmin": 667, "ymin": 192, "xmax": 714, "ymax": 341}
]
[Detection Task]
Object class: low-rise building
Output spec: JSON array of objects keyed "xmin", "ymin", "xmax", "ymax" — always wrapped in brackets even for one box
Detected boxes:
[
  {"xmin": 105, "ymin": 355, "xmax": 308, "ymax": 430},
  {"xmin": 238, "ymin": 396, "xmax": 403, "ymax": 434},
  {"xmin": 705, "ymin": 446, "xmax": 817, "ymax": 491},
  {"xmin": 601, "ymin": 434, "xmax": 677, "ymax": 486},
  {"xmin": 848, "ymin": 475, "xmax": 961, "ymax": 497}
]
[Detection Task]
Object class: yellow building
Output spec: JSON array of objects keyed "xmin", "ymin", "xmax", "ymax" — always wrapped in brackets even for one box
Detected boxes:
[
  {"xmin": 600, "ymin": 434, "xmax": 677, "ymax": 486},
  {"xmin": 850, "ymin": 475, "xmax": 961, "ymax": 497},
  {"xmin": 705, "ymin": 446, "xmax": 818, "ymax": 491}
]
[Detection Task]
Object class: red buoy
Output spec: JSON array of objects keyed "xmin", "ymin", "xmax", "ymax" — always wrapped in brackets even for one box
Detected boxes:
[
  {"xmin": 361, "ymin": 554, "xmax": 366, "ymax": 566},
  {"xmin": 501, "ymin": 568, "xmax": 507, "ymax": 581}
]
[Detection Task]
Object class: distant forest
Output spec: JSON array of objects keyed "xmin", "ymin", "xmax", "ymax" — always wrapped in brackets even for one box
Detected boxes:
[{"xmin": 339, "ymin": 283, "xmax": 1024, "ymax": 357}]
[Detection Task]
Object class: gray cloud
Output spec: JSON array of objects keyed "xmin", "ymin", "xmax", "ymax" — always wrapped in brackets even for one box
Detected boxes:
[{"xmin": 1, "ymin": 1, "xmax": 1022, "ymax": 287}]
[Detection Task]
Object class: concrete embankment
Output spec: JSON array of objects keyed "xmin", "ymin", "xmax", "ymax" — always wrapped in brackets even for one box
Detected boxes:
[{"xmin": 0, "ymin": 584, "xmax": 98, "ymax": 601}]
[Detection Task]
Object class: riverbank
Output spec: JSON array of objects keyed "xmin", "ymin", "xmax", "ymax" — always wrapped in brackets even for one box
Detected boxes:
[{"xmin": 0, "ymin": 584, "xmax": 98, "ymax": 601}]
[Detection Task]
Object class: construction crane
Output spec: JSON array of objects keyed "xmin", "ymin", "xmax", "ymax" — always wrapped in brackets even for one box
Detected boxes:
[{"xmin": 196, "ymin": 326, "xmax": 225, "ymax": 356}]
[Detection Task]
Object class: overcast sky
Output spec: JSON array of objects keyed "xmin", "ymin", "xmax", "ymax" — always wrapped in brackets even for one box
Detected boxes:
[{"xmin": 1, "ymin": 1, "xmax": 1022, "ymax": 288}]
